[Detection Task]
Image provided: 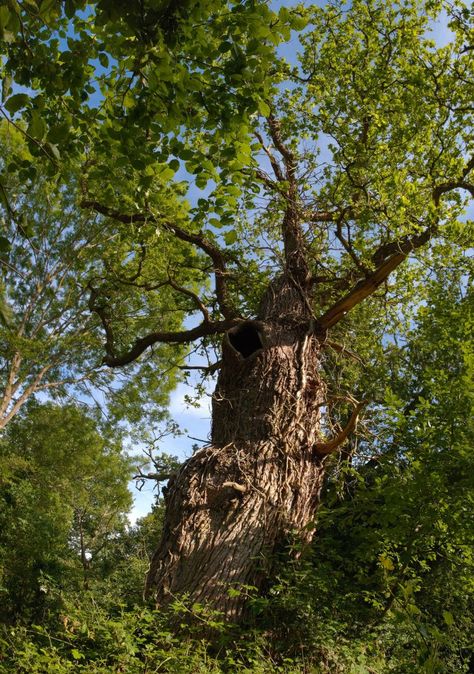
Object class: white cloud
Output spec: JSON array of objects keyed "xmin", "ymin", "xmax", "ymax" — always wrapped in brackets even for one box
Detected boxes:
[{"xmin": 168, "ymin": 381, "xmax": 213, "ymax": 420}]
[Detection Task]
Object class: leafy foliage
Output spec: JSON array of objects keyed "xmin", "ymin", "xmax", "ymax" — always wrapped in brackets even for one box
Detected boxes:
[
  {"xmin": 0, "ymin": 401, "xmax": 132, "ymax": 622},
  {"xmin": 0, "ymin": 0, "xmax": 473, "ymax": 671},
  {"xmin": 0, "ymin": 122, "xmax": 184, "ymax": 430}
]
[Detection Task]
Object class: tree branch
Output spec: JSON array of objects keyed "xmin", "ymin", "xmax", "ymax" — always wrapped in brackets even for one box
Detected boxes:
[
  {"xmin": 335, "ymin": 211, "xmax": 370, "ymax": 274},
  {"xmin": 317, "ymin": 158, "xmax": 474, "ymax": 330},
  {"xmin": 254, "ymin": 130, "xmax": 285, "ymax": 182},
  {"xmin": 266, "ymin": 115, "xmax": 310, "ymax": 283},
  {"xmin": 133, "ymin": 469, "xmax": 174, "ymax": 483},
  {"xmin": 101, "ymin": 318, "xmax": 240, "ymax": 367},
  {"xmin": 80, "ymin": 200, "xmax": 238, "ymax": 320},
  {"xmin": 314, "ymin": 400, "xmax": 367, "ymax": 456},
  {"xmin": 316, "ymin": 249, "xmax": 408, "ymax": 330},
  {"xmin": 167, "ymin": 274, "xmax": 210, "ymax": 323}
]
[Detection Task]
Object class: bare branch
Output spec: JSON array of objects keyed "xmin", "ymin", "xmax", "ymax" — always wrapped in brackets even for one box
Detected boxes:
[
  {"xmin": 0, "ymin": 364, "xmax": 53, "ymax": 429},
  {"xmin": 314, "ymin": 400, "xmax": 367, "ymax": 456},
  {"xmin": 254, "ymin": 168, "xmax": 279, "ymax": 191},
  {"xmin": 254, "ymin": 130, "xmax": 285, "ymax": 182},
  {"xmin": 433, "ymin": 179, "xmax": 474, "ymax": 205},
  {"xmin": 102, "ymin": 318, "xmax": 240, "ymax": 367},
  {"xmin": 267, "ymin": 114, "xmax": 296, "ymax": 169},
  {"xmin": 324, "ymin": 340, "xmax": 364, "ymax": 364},
  {"xmin": 266, "ymin": 116, "xmax": 310, "ymax": 282},
  {"xmin": 133, "ymin": 469, "xmax": 174, "ymax": 482},
  {"xmin": 178, "ymin": 360, "xmax": 222, "ymax": 374},
  {"xmin": 335, "ymin": 212, "xmax": 370, "ymax": 274},
  {"xmin": 306, "ymin": 209, "xmax": 341, "ymax": 223}
]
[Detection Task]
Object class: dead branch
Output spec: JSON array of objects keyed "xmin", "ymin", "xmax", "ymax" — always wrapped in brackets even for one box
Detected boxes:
[
  {"xmin": 222, "ymin": 481, "xmax": 247, "ymax": 493},
  {"xmin": 314, "ymin": 400, "xmax": 367, "ymax": 456},
  {"xmin": 178, "ymin": 360, "xmax": 222, "ymax": 374},
  {"xmin": 324, "ymin": 340, "xmax": 364, "ymax": 364},
  {"xmin": 133, "ymin": 469, "xmax": 174, "ymax": 482}
]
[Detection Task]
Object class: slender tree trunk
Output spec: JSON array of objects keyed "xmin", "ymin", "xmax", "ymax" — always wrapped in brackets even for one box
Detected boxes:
[
  {"xmin": 145, "ymin": 275, "xmax": 327, "ymax": 621},
  {"xmin": 77, "ymin": 510, "xmax": 90, "ymax": 590}
]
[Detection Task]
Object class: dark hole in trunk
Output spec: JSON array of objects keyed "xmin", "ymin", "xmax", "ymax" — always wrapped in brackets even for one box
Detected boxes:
[{"xmin": 228, "ymin": 323, "xmax": 263, "ymax": 359}]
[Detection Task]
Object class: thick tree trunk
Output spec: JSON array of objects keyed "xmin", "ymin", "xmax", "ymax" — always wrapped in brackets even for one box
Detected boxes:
[{"xmin": 145, "ymin": 275, "xmax": 326, "ymax": 621}]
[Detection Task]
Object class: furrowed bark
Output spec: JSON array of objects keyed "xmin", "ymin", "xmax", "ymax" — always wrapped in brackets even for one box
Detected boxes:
[{"xmin": 145, "ymin": 274, "xmax": 327, "ymax": 621}]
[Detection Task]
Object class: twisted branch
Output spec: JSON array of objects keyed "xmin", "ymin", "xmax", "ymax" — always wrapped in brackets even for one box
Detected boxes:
[{"xmin": 314, "ymin": 400, "xmax": 367, "ymax": 456}]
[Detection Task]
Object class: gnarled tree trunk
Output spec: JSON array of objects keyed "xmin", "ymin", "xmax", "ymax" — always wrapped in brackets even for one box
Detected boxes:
[{"xmin": 145, "ymin": 275, "xmax": 328, "ymax": 621}]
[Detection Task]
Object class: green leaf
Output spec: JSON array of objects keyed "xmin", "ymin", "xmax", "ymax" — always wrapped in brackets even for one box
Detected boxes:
[
  {"xmin": 4, "ymin": 93, "xmax": 30, "ymax": 115},
  {"xmin": 28, "ymin": 110, "xmax": 46, "ymax": 140},
  {"xmin": 219, "ymin": 40, "xmax": 232, "ymax": 53},
  {"xmin": 195, "ymin": 176, "xmax": 208, "ymax": 189},
  {"xmin": 257, "ymin": 99, "xmax": 271, "ymax": 117},
  {"xmin": 0, "ymin": 292, "xmax": 13, "ymax": 326},
  {"xmin": 224, "ymin": 229, "xmax": 238, "ymax": 245},
  {"xmin": 0, "ymin": 6, "xmax": 11, "ymax": 31},
  {"xmin": 379, "ymin": 554, "xmax": 395, "ymax": 571},
  {"xmin": 47, "ymin": 124, "xmax": 70, "ymax": 144},
  {"xmin": 0, "ymin": 236, "xmax": 11, "ymax": 252},
  {"xmin": 227, "ymin": 587, "xmax": 241, "ymax": 598},
  {"xmin": 289, "ymin": 13, "xmax": 309, "ymax": 31},
  {"xmin": 442, "ymin": 611, "xmax": 454, "ymax": 626},
  {"xmin": 168, "ymin": 158, "xmax": 180, "ymax": 172},
  {"xmin": 44, "ymin": 142, "xmax": 60, "ymax": 162},
  {"xmin": 64, "ymin": 0, "xmax": 75, "ymax": 19},
  {"xmin": 98, "ymin": 52, "xmax": 109, "ymax": 68}
]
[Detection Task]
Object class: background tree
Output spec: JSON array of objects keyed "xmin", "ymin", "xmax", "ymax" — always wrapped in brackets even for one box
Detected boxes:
[
  {"xmin": 261, "ymin": 266, "xmax": 473, "ymax": 672},
  {"xmin": 0, "ymin": 123, "xmax": 187, "ymax": 430},
  {"xmin": 0, "ymin": 401, "xmax": 133, "ymax": 622}
]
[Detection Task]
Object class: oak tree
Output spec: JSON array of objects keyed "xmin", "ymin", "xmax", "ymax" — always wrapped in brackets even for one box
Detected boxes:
[{"xmin": 1, "ymin": 0, "xmax": 473, "ymax": 621}]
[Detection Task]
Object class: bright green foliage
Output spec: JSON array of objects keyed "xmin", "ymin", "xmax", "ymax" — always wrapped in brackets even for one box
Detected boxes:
[
  {"xmin": 258, "ymin": 270, "xmax": 474, "ymax": 673},
  {"xmin": 0, "ymin": 401, "xmax": 132, "ymax": 622},
  {"xmin": 2, "ymin": 0, "xmax": 473, "ymax": 349},
  {"xmin": 0, "ymin": 0, "xmax": 288, "ymax": 175},
  {"xmin": 0, "ymin": 123, "xmax": 184, "ymax": 429},
  {"xmin": 0, "ymin": 0, "xmax": 473, "ymax": 671}
]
